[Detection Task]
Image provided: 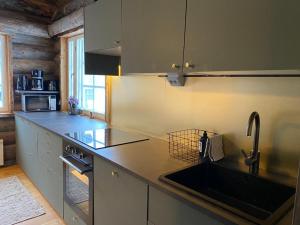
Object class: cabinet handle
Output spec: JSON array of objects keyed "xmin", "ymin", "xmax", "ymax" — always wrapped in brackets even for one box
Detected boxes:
[
  {"xmin": 114, "ymin": 40, "xmax": 121, "ymax": 45},
  {"xmin": 185, "ymin": 62, "xmax": 195, "ymax": 68},
  {"xmin": 111, "ymin": 171, "xmax": 119, "ymax": 177},
  {"xmin": 171, "ymin": 64, "xmax": 181, "ymax": 69}
]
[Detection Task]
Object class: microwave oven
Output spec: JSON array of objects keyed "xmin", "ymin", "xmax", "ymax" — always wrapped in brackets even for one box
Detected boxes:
[{"xmin": 21, "ymin": 95, "xmax": 57, "ymax": 112}]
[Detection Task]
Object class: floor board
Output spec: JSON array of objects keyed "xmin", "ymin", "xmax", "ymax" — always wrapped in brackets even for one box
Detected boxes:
[{"xmin": 0, "ymin": 165, "xmax": 65, "ymax": 225}]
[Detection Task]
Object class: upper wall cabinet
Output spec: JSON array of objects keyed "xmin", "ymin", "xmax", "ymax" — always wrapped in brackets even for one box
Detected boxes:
[
  {"xmin": 121, "ymin": 0, "xmax": 186, "ymax": 74},
  {"xmin": 84, "ymin": 0, "xmax": 121, "ymax": 75},
  {"xmin": 183, "ymin": 0, "xmax": 300, "ymax": 74},
  {"xmin": 85, "ymin": 0, "xmax": 121, "ymax": 54},
  {"xmin": 121, "ymin": 0, "xmax": 300, "ymax": 75}
]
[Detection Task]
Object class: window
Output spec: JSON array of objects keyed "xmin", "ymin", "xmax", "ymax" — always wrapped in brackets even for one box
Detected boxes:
[
  {"xmin": 68, "ymin": 35, "xmax": 107, "ymax": 119},
  {"xmin": 0, "ymin": 34, "xmax": 9, "ymax": 113}
]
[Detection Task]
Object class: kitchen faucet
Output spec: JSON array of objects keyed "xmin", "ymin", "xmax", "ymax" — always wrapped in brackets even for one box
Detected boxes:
[{"xmin": 241, "ymin": 112, "xmax": 261, "ymax": 175}]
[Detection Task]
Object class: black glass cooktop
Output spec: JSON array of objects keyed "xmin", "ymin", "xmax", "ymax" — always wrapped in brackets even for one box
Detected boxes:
[{"xmin": 65, "ymin": 128, "xmax": 149, "ymax": 149}]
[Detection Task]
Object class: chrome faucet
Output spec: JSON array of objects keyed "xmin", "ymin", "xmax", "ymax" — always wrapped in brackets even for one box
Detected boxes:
[{"xmin": 241, "ymin": 112, "xmax": 261, "ymax": 175}]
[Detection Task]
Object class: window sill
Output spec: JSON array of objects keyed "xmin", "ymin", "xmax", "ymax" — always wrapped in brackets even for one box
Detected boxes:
[{"xmin": 0, "ymin": 113, "xmax": 14, "ymax": 119}]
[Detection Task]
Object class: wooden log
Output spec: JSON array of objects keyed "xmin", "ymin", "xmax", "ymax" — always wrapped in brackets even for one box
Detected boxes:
[
  {"xmin": 0, "ymin": 131, "xmax": 15, "ymax": 145},
  {"xmin": 0, "ymin": 9, "xmax": 50, "ymax": 38},
  {"xmin": 13, "ymin": 59, "xmax": 56, "ymax": 75},
  {"xmin": 0, "ymin": 118, "xmax": 15, "ymax": 132},
  {"xmin": 48, "ymin": 8, "xmax": 84, "ymax": 37},
  {"xmin": 4, "ymin": 144, "xmax": 16, "ymax": 163},
  {"xmin": 11, "ymin": 33, "xmax": 54, "ymax": 48},
  {"xmin": 52, "ymin": 0, "xmax": 94, "ymax": 21},
  {"xmin": 13, "ymin": 103, "xmax": 22, "ymax": 112},
  {"xmin": 13, "ymin": 43, "xmax": 57, "ymax": 60},
  {"xmin": 0, "ymin": 7, "xmax": 50, "ymax": 24},
  {"xmin": 0, "ymin": 0, "xmax": 55, "ymax": 23}
]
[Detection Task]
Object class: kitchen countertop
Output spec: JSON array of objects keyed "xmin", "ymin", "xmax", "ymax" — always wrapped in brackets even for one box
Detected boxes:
[
  {"xmin": 14, "ymin": 111, "xmax": 108, "ymax": 135},
  {"xmin": 14, "ymin": 111, "xmax": 295, "ymax": 225}
]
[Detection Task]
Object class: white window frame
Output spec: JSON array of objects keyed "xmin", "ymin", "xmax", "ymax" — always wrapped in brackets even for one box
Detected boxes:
[
  {"xmin": 0, "ymin": 34, "xmax": 10, "ymax": 113},
  {"xmin": 67, "ymin": 34, "xmax": 110, "ymax": 122}
]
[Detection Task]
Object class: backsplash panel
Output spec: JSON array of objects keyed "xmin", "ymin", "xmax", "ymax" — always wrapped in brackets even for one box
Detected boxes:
[{"xmin": 111, "ymin": 76, "xmax": 300, "ymax": 177}]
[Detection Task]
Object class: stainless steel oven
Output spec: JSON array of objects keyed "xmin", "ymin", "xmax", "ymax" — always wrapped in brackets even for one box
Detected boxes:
[
  {"xmin": 21, "ymin": 94, "xmax": 57, "ymax": 112},
  {"xmin": 60, "ymin": 141, "xmax": 94, "ymax": 225}
]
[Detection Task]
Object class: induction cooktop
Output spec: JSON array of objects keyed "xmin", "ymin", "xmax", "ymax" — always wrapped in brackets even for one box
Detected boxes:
[{"xmin": 65, "ymin": 128, "xmax": 149, "ymax": 149}]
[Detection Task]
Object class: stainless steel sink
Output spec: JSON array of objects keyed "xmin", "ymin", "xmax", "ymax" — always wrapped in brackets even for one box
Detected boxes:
[{"xmin": 159, "ymin": 162, "xmax": 295, "ymax": 225}]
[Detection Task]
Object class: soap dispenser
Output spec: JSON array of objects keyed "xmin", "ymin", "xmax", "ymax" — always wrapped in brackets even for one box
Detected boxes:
[{"xmin": 199, "ymin": 131, "xmax": 208, "ymax": 159}]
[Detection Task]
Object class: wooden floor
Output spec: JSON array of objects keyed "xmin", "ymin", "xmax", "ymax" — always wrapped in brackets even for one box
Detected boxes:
[{"xmin": 0, "ymin": 165, "xmax": 66, "ymax": 225}]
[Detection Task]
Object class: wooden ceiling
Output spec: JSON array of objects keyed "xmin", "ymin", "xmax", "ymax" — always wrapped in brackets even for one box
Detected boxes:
[{"xmin": 0, "ymin": 0, "xmax": 92, "ymax": 23}]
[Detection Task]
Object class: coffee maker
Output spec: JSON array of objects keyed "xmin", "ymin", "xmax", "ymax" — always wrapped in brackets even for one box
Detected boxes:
[
  {"xmin": 16, "ymin": 75, "xmax": 28, "ymax": 90},
  {"xmin": 31, "ymin": 70, "xmax": 44, "ymax": 91}
]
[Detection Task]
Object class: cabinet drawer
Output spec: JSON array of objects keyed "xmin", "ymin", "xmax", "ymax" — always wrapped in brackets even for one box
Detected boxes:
[{"xmin": 64, "ymin": 202, "xmax": 87, "ymax": 225}]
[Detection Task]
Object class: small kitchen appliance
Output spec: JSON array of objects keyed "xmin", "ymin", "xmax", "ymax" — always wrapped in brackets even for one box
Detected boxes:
[
  {"xmin": 21, "ymin": 94, "xmax": 57, "ymax": 112},
  {"xmin": 16, "ymin": 75, "xmax": 28, "ymax": 90},
  {"xmin": 48, "ymin": 80, "xmax": 58, "ymax": 91},
  {"xmin": 31, "ymin": 70, "xmax": 44, "ymax": 91}
]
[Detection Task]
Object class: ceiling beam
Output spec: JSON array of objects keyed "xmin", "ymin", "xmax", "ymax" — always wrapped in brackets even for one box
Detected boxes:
[
  {"xmin": 48, "ymin": 8, "xmax": 83, "ymax": 37},
  {"xmin": 52, "ymin": 0, "xmax": 94, "ymax": 21}
]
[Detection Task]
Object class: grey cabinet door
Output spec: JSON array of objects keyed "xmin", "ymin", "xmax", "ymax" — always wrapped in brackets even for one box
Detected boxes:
[
  {"xmin": 64, "ymin": 202, "xmax": 87, "ymax": 225},
  {"xmin": 122, "ymin": 0, "xmax": 186, "ymax": 74},
  {"xmin": 15, "ymin": 117, "xmax": 63, "ymax": 217},
  {"xmin": 94, "ymin": 157, "xmax": 148, "ymax": 225},
  {"xmin": 148, "ymin": 186, "xmax": 225, "ymax": 225},
  {"xmin": 184, "ymin": 0, "xmax": 300, "ymax": 73},
  {"xmin": 15, "ymin": 117, "xmax": 39, "ymax": 185},
  {"xmin": 85, "ymin": 0, "xmax": 121, "ymax": 54},
  {"xmin": 37, "ymin": 129, "xmax": 63, "ymax": 216}
]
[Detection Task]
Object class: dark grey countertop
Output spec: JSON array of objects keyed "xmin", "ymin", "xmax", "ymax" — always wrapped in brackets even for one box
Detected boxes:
[
  {"xmin": 14, "ymin": 111, "xmax": 108, "ymax": 135},
  {"xmin": 14, "ymin": 111, "xmax": 295, "ymax": 225}
]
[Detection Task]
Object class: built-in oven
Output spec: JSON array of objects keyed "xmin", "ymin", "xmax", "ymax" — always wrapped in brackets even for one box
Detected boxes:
[
  {"xmin": 60, "ymin": 141, "xmax": 94, "ymax": 225},
  {"xmin": 21, "ymin": 94, "xmax": 57, "ymax": 112}
]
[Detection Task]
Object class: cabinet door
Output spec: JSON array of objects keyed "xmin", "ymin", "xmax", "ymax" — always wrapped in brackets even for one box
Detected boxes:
[
  {"xmin": 148, "ymin": 186, "xmax": 225, "ymax": 225},
  {"xmin": 122, "ymin": 0, "xmax": 186, "ymax": 74},
  {"xmin": 64, "ymin": 202, "xmax": 87, "ymax": 225},
  {"xmin": 15, "ymin": 117, "xmax": 39, "ymax": 185},
  {"xmin": 184, "ymin": 0, "xmax": 300, "ymax": 73},
  {"xmin": 85, "ymin": 0, "xmax": 121, "ymax": 53},
  {"xmin": 37, "ymin": 128, "xmax": 63, "ymax": 216},
  {"xmin": 94, "ymin": 157, "xmax": 148, "ymax": 225}
]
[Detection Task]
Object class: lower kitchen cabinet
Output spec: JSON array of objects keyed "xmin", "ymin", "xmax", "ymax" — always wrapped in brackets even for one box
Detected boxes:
[
  {"xmin": 37, "ymin": 127, "xmax": 64, "ymax": 216},
  {"xmin": 148, "ymin": 186, "xmax": 225, "ymax": 225},
  {"xmin": 94, "ymin": 157, "xmax": 148, "ymax": 225},
  {"xmin": 15, "ymin": 116, "xmax": 63, "ymax": 217},
  {"xmin": 64, "ymin": 202, "xmax": 87, "ymax": 225},
  {"xmin": 15, "ymin": 117, "xmax": 39, "ymax": 185}
]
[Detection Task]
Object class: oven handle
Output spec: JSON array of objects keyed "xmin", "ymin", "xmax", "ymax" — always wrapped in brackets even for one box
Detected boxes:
[{"xmin": 59, "ymin": 155, "xmax": 92, "ymax": 175}]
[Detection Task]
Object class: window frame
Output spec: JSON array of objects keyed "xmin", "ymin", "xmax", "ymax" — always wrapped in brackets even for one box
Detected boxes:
[
  {"xmin": 0, "ymin": 34, "xmax": 11, "ymax": 113},
  {"xmin": 67, "ymin": 34, "xmax": 111, "ymax": 122}
]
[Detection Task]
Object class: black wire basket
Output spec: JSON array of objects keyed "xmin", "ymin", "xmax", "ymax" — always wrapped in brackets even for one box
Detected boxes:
[{"xmin": 168, "ymin": 129, "xmax": 203, "ymax": 164}]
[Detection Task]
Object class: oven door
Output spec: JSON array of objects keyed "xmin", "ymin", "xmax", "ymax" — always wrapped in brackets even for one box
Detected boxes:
[{"xmin": 60, "ymin": 155, "xmax": 93, "ymax": 225}]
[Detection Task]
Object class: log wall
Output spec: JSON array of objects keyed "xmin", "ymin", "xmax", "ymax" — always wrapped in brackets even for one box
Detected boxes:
[
  {"xmin": 10, "ymin": 31, "xmax": 60, "ymax": 112},
  {"xmin": 0, "ymin": 10, "xmax": 60, "ymax": 165}
]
